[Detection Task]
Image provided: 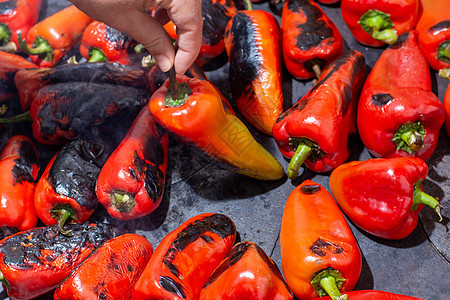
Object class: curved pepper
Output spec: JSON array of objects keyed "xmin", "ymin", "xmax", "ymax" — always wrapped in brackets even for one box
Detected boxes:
[
  {"xmin": 0, "ymin": 222, "xmax": 122, "ymax": 300},
  {"xmin": 199, "ymin": 241, "xmax": 294, "ymax": 300},
  {"xmin": 316, "ymin": 290, "xmax": 423, "ymax": 299},
  {"xmin": 0, "ymin": 135, "xmax": 39, "ymax": 231},
  {"xmin": 273, "ymin": 50, "xmax": 365, "ymax": 178},
  {"xmin": 316, "ymin": 0, "xmax": 340, "ymax": 4},
  {"xmin": 54, "ymin": 234, "xmax": 153, "ymax": 300},
  {"xmin": 80, "ymin": 20, "xmax": 132, "ymax": 65},
  {"xmin": 132, "ymin": 213, "xmax": 237, "ymax": 300},
  {"xmin": 444, "ymin": 83, "xmax": 450, "ymax": 137},
  {"xmin": 330, "ymin": 157, "xmax": 442, "ymax": 240},
  {"xmin": 415, "ymin": 0, "xmax": 450, "ymax": 75},
  {"xmin": 0, "ymin": 0, "xmax": 41, "ymax": 51},
  {"xmin": 17, "ymin": 5, "xmax": 92, "ymax": 67},
  {"xmin": 96, "ymin": 107, "xmax": 169, "ymax": 221},
  {"xmin": 341, "ymin": 0, "xmax": 419, "ymax": 47},
  {"xmin": 357, "ymin": 31, "xmax": 444, "ymax": 161},
  {"xmin": 281, "ymin": 0, "xmax": 343, "ymax": 80},
  {"xmin": 280, "ymin": 180, "xmax": 362, "ymax": 300},
  {"xmin": 148, "ymin": 72, "xmax": 284, "ymax": 181},
  {"xmin": 224, "ymin": 7, "xmax": 284, "ymax": 135}
]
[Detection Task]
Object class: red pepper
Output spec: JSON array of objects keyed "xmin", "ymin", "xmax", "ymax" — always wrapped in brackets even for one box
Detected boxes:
[
  {"xmin": 80, "ymin": 21, "xmax": 132, "ymax": 64},
  {"xmin": 281, "ymin": 0, "xmax": 343, "ymax": 80},
  {"xmin": 199, "ymin": 241, "xmax": 294, "ymax": 300},
  {"xmin": 357, "ymin": 31, "xmax": 445, "ymax": 161},
  {"xmin": 132, "ymin": 213, "xmax": 236, "ymax": 300},
  {"xmin": 329, "ymin": 157, "xmax": 442, "ymax": 240},
  {"xmin": 54, "ymin": 234, "xmax": 153, "ymax": 300},
  {"xmin": 415, "ymin": 0, "xmax": 450, "ymax": 75},
  {"xmin": 0, "ymin": 135, "xmax": 39, "ymax": 231},
  {"xmin": 341, "ymin": 0, "xmax": 419, "ymax": 47},
  {"xmin": 316, "ymin": 0, "xmax": 340, "ymax": 4},
  {"xmin": 316, "ymin": 290, "xmax": 423, "ymax": 299},
  {"xmin": 17, "ymin": 5, "xmax": 92, "ymax": 67},
  {"xmin": 0, "ymin": 0, "xmax": 41, "ymax": 51},
  {"xmin": 0, "ymin": 222, "xmax": 122, "ymax": 300},
  {"xmin": 273, "ymin": 50, "xmax": 365, "ymax": 178},
  {"xmin": 96, "ymin": 107, "xmax": 169, "ymax": 221},
  {"xmin": 224, "ymin": 5, "xmax": 284, "ymax": 135},
  {"xmin": 280, "ymin": 180, "xmax": 362, "ymax": 300},
  {"xmin": 444, "ymin": 83, "xmax": 450, "ymax": 137}
]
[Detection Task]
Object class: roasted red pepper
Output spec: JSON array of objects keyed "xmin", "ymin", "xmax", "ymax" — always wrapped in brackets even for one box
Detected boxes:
[
  {"xmin": 330, "ymin": 157, "xmax": 442, "ymax": 240},
  {"xmin": 199, "ymin": 241, "xmax": 294, "ymax": 300},
  {"xmin": 224, "ymin": 4, "xmax": 284, "ymax": 135},
  {"xmin": 54, "ymin": 233, "xmax": 153, "ymax": 300},
  {"xmin": 415, "ymin": 0, "xmax": 450, "ymax": 75},
  {"xmin": 148, "ymin": 72, "xmax": 284, "ymax": 181},
  {"xmin": 0, "ymin": 135, "xmax": 38, "ymax": 231},
  {"xmin": 17, "ymin": 5, "xmax": 92, "ymax": 67},
  {"xmin": 96, "ymin": 107, "xmax": 169, "ymax": 221},
  {"xmin": 80, "ymin": 20, "xmax": 132, "ymax": 64},
  {"xmin": 0, "ymin": 222, "xmax": 122, "ymax": 300},
  {"xmin": 357, "ymin": 31, "xmax": 444, "ymax": 161},
  {"xmin": 0, "ymin": 0, "xmax": 41, "ymax": 51},
  {"xmin": 444, "ymin": 83, "xmax": 450, "ymax": 137},
  {"xmin": 316, "ymin": 290, "xmax": 423, "ymax": 299},
  {"xmin": 281, "ymin": 0, "xmax": 343, "ymax": 80},
  {"xmin": 280, "ymin": 180, "xmax": 362, "ymax": 300},
  {"xmin": 133, "ymin": 213, "xmax": 236, "ymax": 299},
  {"xmin": 341, "ymin": 0, "xmax": 419, "ymax": 46},
  {"xmin": 316, "ymin": 0, "xmax": 340, "ymax": 4},
  {"xmin": 273, "ymin": 50, "xmax": 365, "ymax": 178}
]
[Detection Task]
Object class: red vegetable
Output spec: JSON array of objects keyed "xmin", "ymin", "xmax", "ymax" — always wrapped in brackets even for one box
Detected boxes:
[
  {"xmin": 316, "ymin": 290, "xmax": 423, "ymax": 299},
  {"xmin": 444, "ymin": 83, "xmax": 450, "ymax": 136}
]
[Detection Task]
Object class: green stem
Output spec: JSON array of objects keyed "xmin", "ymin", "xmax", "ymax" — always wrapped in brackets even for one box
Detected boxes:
[
  {"xmin": 358, "ymin": 10, "xmax": 398, "ymax": 44},
  {"xmin": 392, "ymin": 122, "xmax": 425, "ymax": 154},
  {"xmin": 134, "ymin": 43, "xmax": 145, "ymax": 53},
  {"xmin": 0, "ymin": 23, "xmax": 11, "ymax": 45},
  {"xmin": 0, "ymin": 269, "xmax": 10, "ymax": 292},
  {"xmin": 437, "ymin": 41, "xmax": 450, "ymax": 64},
  {"xmin": 311, "ymin": 269, "xmax": 348, "ymax": 300},
  {"xmin": 114, "ymin": 192, "xmax": 135, "ymax": 213},
  {"xmin": 50, "ymin": 204, "xmax": 78, "ymax": 236},
  {"xmin": 243, "ymin": 0, "xmax": 253, "ymax": 11},
  {"xmin": 164, "ymin": 66, "xmax": 192, "ymax": 107},
  {"xmin": 287, "ymin": 144, "xmax": 312, "ymax": 179},
  {"xmin": 438, "ymin": 68, "xmax": 450, "ymax": 79},
  {"xmin": 413, "ymin": 179, "xmax": 443, "ymax": 221},
  {"xmin": 18, "ymin": 33, "xmax": 53, "ymax": 61},
  {"xmin": 0, "ymin": 111, "xmax": 32, "ymax": 124},
  {"xmin": 320, "ymin": 276, "xmax": 349, "ymax": 300},
  {"xmin": 88, "ymin": 48, "xmax": 108, "ymax": 62}
]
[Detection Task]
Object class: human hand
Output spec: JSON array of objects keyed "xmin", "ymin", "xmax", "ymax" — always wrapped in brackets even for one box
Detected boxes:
[{"xmin": 69, "ymin": 0, "xmax": 203, "ymax": 74}]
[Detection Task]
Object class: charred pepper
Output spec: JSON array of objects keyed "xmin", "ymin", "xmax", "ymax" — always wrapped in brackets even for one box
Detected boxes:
[{"xmin": 445, "ymin": 83, "xmax": 450, "ymax": 137}]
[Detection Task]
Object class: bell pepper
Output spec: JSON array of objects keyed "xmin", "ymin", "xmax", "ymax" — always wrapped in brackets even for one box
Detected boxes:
[
  {"xmin": 330, "ymin": 157, "xmax": 442, "ymax": 240},
  {"xmin": 80, "ymin": 20, "xmax": 132, "ymax": 64},
  {"xmin": 96, "ymin": 107, "xmax": 169, "ymax": 221},
  {"xmin": 316, "ymin": 290, "xmax": 423, "ymax": 299},
  {"xmin": 357, "ymin": 31, "xmax": 445, "ymax": 161},
  {"xmin": 341, "ymin": 0, "xmax": 419, "ymax": 47},
  {"xmin": 273, "ymin": 50, "xmax": 365, "ymax": 178},
  {"xmin": 148, "ymin": 71, "xmax": 284, "ymax": 181},
  {"xmin": 17, "ymin": 5, "xmax": 92, "ymax": 67},
  {"xmin": 280, "ymin": 180, "xmax": 362, "ymax": 300},
  {"xmin": 0, "ymin": 135, "xmax": 39, "ymax": 231},
  {"xmin": 0, "ymin": 0, "xmax": 41, "ymax": 51},
  {"xmin": 132, "ymin": 213, "xmax": 237, "ymax": 300},
  {"xmin": 0, "ymin": 222, "xmax": 122, "ymax": 300},
  {"xmin": 281, "ymin": 0, "xmax": 343, "ymax": 80},
  {"xmin": 54, "ymin": 233, "xmax": 153, "ymax": 300},
  {"xmin": 316, "ymin": 0, "xmax": 340, "ymax": 4},
  {"xmin": 415, "ymin": 0, "xmax": 450, "ymax": 75},
  {"xmin": 444, "ymin": 83, "xmax": 450, "ymax": 137},
  {"xmin": 224, "ymin": 3, "xmax": 284, "ymax": 135},
  {"xmin": 199, "ymin": 241, "xmax": 294, "ymax": 300}
]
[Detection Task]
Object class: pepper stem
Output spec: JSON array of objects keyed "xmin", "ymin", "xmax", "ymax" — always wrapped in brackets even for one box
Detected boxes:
[
  {"xmin": 0, "ymin": 269, "xmax": 10, "ymax": 292},
  {"xmin": 164, "ymin": 66, "xmax": 192, "ymax": 107},
  {"xmin": 50, "ymin": 204, "xmax": 78, "ymax": 236},
  {"xmin": 0, "ymin": 41, "xmax": 17, "ymax": 53},
  {"xmin": 311, "ymin": 269, "xmax": 348, "ymax": 300},
  {"xmin": 312, "ymin": 64, "xmax": 322, "ymax": 80},
  {"xmin": 358, "ymin": 10, "xmax": 398, "ymax": 44},
  {"xmin": 437, "ymin": 41, "xmax": 450, "ymax": 64},
  {"xmin": 0, "ymin": 24, "xmax": 11, "ymax": 45},
  {"xmin": 243, "ymin": 0, "xmax": 253, "ymax": 11},
  {"xmin": 113, "ymin": 192, "xmax": 135, "ymax": 213},
  {"xmin": 392, "ymin": 121, "xmax": 425, "ymax": 154},
  {"xmin": 88, "ymin": 48, "xmax": 108, "ymax": 62},
  {"xmin": 0, "ymin": 111, "xmax": 32, "ymax": 124},
  {"xmin": 413, "ymin": 179, "xmax": 443, "ymax": 222},
  {"xmin": 439, "ymin": 68, "xmax": 450, "ymax": 79},
  {"xmin": 18, "ymin": 33, "xmax": 53, "ymax": 61},
  {"xmin": 287, "ymin": 138, "xmax": 319, "ymax": 179}
]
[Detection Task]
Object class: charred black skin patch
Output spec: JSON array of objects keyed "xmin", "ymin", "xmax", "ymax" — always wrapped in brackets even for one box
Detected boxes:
[
  {"xmin": 310, "ymin": 238, "xmax": 344, "ymax": 257},
  {"xmin": 160, "ymin": 276, "xmax": 187, "ymax": 298},
  {"xmin": 301, "ymin": 184, "xmax": 321, "ymax": 194},
  {"xmin": 428, "ymin": 20, "xmax": 450, "ymax": 34},
  {"xmin": 0, "ymin": 223, "xmax": 122, "ymax": 269},
  {"xmin": 0, "ymin": 0, "xmax": 16, "ymax": 14},
  {"xmin": 105, "ymin": 25, "xmax": 130, "ymax": 45},
  {"xmin": 202, "ymin": 0, "xmax": 234, "ymax": 46},
  {"xmin": 372, "ymin": 93, "xmax": 394, "ymax": 106},
  {"xmin": 288, "ymin": 0, "xmax": 333, "ymax": 51},
  {"xmin": 12, "ymin": 139, "xmax": 38, "ymax": 185}
]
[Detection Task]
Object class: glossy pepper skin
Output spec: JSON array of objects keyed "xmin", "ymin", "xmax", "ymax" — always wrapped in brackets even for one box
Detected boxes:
[
  {"xmin": 18, "ymin": 5, "xmax": 92, "ymax": 67},
  {"xmin": 415, "ymin": 0, "xmax": 450, "ymax": 75},
  {"xmin": 54, "ymin": 234, "xmax": 153, "ymax": 300},
  {"xmin": 281, "ymin": 0, "xmax": 343, "ymax": 80},
  {"xmin": 444, "ymin": 83, "xmax": 450, "ymax": 137},
  {"xmin": 341, "ymin": 0, "xmax": 419, "ymax": 47},
  {"xmin": 357, "ymin": 31, "xmax": 444, "ymax": 161},
  {"xmin": 316, "ymin": 290, "xmax": 423, "ymax": 300},
  {"xmin": 96, "ymin": 107, "xmax": 169, "ymax": 221},
  {"xmin": 280, "ymin": 180, "xmax": 362, "ymax": 300},
  {"xmin": 329, "ymin": 157, "xmax": 442, "ymax": 240},
  {"xmin": 199, "ymin": 241, "xmax": 294, "ymax": 300},
  {"xmin": 224, "ymin": 9, "xmax": 284, "ymax": 135},
  {"xmin": 0, "ymin": 222, "xmax": 122, "ymax": 300},
  {"xmin": 148, "ymin": 74, "xmax": 284, "ymax": 181},
  {"xmin": 0, "ymin": 135, "xmax": 39, "ymax": 231},
  {"xmin": 316, "ymin": 0, "xmax": 340, "ymax": 4},
  {"xmin": 0, "ymin": 0, "xmax": 41, "ymax": 50},
  {"xmin": 273, "ymin": 50, "xmax": 365, "ymax": 178},
  {"xmin": 80, "ymin": 21, "xmax": 132, "ymax": 64},
  {"xmin": 132, "ymin": 213, "xmax": 237, "ymax": 300}
]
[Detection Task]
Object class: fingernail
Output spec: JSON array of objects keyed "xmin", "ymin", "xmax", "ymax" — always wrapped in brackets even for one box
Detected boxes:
[{"xmin": 154, "ymin": 55, "xmax": 172, "ymax": 72}]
